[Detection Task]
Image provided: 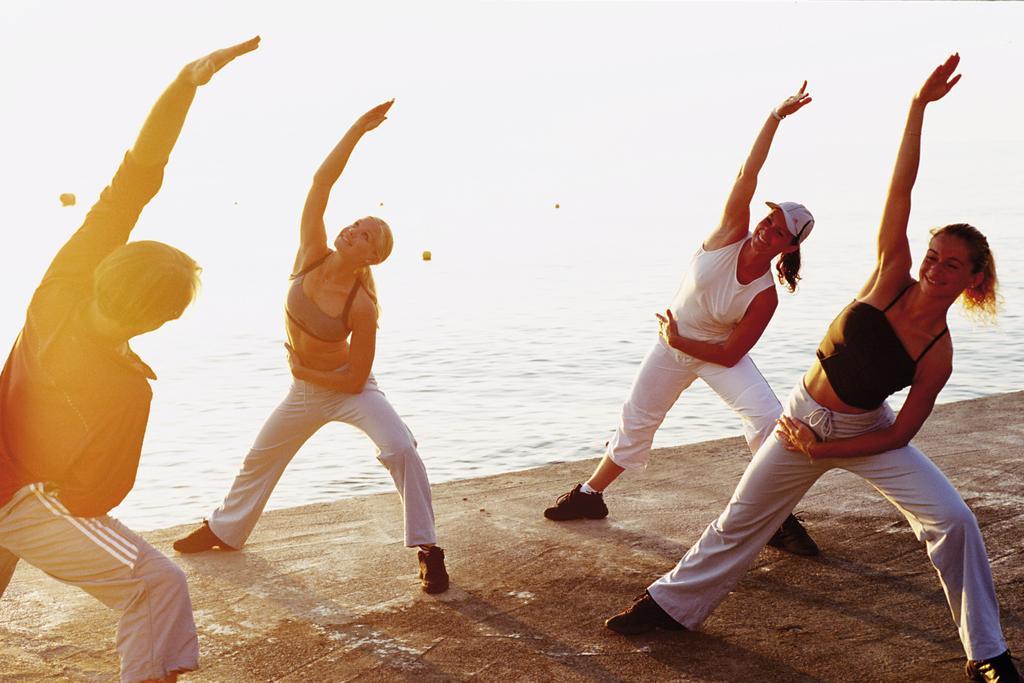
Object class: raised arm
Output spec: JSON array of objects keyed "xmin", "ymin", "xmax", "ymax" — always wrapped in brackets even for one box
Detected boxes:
[
  {"xmin": 862, "ymin": 54, "xmax": 961, "ymax": 297},
  {"xmin": 43, "ymin": 38, "xmax": 259, "ymax": 284},
  {"xmin": 706, "ymin": 82, "xmax": 811, "ymax": 250},
  {"xmin": 656, "ymin": 287, "xmax": 779, "ymax": 368},
  {"xmin": 131, "ymin": 37, "xmax": 261, "ymax": 166},
  {"xmin": 296, "ymin": 100, "xmax": 393, "ymax": 273}
]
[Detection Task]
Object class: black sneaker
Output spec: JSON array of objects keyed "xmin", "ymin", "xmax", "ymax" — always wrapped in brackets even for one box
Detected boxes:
[
  {"xmin": 543, "ymin": 483, "xmax": 609, "ymax": 521},
  {"xmin": 767, "ymin": 513, "xmax": 820, "ymax": 557},
  {"xmin": 966, "ymin": 650, "xmax": 1021, "ymax": 683},
  {"xmin": 172, "ymin": 520, "xmax": 234, "ymax": 554},
  {"xmin": 605, "ymin": 591, "xmax": 686, "ymax": 635},
  {"xmin": 418, "ymin": 546, "xmax": 449, "ymax": 594}
]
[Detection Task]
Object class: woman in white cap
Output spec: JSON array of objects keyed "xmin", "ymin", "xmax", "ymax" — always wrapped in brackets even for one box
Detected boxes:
[
  {"xmin": 544, "ymin": 82, "xmax": 819, "ymax": 556},
  {"xmin": 605, "ymin": 54, "xmax": 1019, "ymax": 683}
]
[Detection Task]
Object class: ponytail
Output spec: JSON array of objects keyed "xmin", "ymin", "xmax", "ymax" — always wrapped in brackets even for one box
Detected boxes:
[
  {"xmin": 357, "ymin": 265, "xmax": 382, "ymax": 318},
  {"xmin": 775, "ymin": 248, "xmax": 801, "ymax": 293},
  {"xmin": 362, "ymin": 217, "xmax": 394, "ymax": 320}
]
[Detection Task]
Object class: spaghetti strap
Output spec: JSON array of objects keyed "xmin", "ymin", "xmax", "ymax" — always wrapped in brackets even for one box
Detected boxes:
[
  {"xmin": 915, "ymin": 327, "xmax": 949, "ymax": 362},
  {"xmin": 340, "ymin": 278, "xmax": 364, "ymax": 323},
  {"xmin": 289, "ymin": 251, "xmax": 332, "ymax": 281},
  {"xmin": 883, "ymin": 283, "xmax": 915, "ymax": 312}
]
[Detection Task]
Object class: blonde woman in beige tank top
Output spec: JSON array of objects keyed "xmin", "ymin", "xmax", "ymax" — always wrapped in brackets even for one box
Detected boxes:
[{"xmin": 174, "ymin": 101, "xmax": 449, "ymax": 595}]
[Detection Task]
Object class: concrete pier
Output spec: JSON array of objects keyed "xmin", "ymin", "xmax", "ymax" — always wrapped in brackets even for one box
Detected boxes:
[{"xmin": 2, "ymin": 392, "xmax": 1022, "ymax": 682}]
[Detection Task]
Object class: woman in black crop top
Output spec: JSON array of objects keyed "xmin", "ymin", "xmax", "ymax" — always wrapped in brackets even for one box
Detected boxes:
[
  {"xmin": 606, "ymin": 55, "xmax": 1018, "ymax": 681},
  {"xmin": 175, "ymin": 101, "xmax": 450, "ymax": 595}
]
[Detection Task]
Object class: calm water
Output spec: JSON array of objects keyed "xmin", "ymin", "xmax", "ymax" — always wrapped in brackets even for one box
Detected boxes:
[
  {"xmin": 2, "ymin": 1, "xmax": 1022, "ymax": 532},
  {"xmin": 107, "ymin": 207, "xmax": 1022, "ymax": 531}
]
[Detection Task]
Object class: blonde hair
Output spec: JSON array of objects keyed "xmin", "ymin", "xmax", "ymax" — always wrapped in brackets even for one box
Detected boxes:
[
  {"xmin": 930, "ymin": 224, "xmax": 999, "ymax": 322},
  {"xmin": 94, "ymin": 240, "xmax": 202, "ymax": 331},
  {"xmin": 356, "ymin": 217, "xmax": 393, "ymax": 318}
]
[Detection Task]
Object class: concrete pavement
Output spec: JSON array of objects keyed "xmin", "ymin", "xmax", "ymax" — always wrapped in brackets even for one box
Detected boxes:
[{"xmin": 2, "ymin": 391, "xmax": 1022, "ymax": 682}]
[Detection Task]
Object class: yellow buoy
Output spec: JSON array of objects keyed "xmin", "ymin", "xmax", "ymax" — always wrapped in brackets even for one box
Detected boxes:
[
  {"xmin": 59, "ymin": 193, "xmax": 76, "ymax": 207},
  {"xmin": 422, "ymin": 251, "xmax": 432, "ymax": 261}
]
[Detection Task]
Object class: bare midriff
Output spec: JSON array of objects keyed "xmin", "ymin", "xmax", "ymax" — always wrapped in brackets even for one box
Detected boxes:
[
  {"xmin": 285, "ymin": 316, "xmax": 352, "ymax": 371},
  {"xmin": 802, "ymin": 361, "xmax": 873, "ymax": 415}
]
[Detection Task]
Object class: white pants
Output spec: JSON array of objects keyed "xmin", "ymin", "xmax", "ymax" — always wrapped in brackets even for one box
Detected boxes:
[
  {"xmin": 648, "ymin": 381, "xmax": 1008, "ymax": 661},
  {"xmin": 209, "ymin": 374, "xmax": 437, "ymax": 549},
  {"xmin": 0, "ymin": 483, "xmax": 198, "ymax": 682},
  {"xmin": 608, "ymin": 339, "xmax": 782, "ymax": 468}
]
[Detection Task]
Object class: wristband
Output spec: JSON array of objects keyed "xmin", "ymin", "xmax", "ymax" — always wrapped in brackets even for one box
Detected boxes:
[{"xmin": 771, "ymin": 109, "xmax": 785, "ymax": 122}]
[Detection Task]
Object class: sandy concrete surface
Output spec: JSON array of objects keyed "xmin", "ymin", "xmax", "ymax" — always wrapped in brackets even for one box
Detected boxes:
[{"xmin": 2, "ymin": 391, "xmax": 1021, "ymax": 682}]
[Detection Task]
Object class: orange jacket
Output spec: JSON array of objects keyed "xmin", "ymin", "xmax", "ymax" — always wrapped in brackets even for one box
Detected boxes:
[{"xmin": 0, "ymin": 153, "xmax": 165, "ymax": 517}]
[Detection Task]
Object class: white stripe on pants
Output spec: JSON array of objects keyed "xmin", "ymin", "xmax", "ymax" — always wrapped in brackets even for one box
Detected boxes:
[
  {"xmin": 647, "ymin": 381, "xmax": 1008, "ymax": 661},
  {"xmin": 608, "ymin": 338, "xmax": 782, "ymax": 469},
  {"xmin": 209, "ymin": 373, "xmax": 437, "ymax": 549},
  {"xmin": 0, "ymin": 483, "xmax": 198, "ymax": 682}
]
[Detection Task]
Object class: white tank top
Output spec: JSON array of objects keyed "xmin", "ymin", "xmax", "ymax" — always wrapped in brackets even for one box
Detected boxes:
[{"xmin": 668, "ymin": 236, "xmax": 775, "ymax": 344}]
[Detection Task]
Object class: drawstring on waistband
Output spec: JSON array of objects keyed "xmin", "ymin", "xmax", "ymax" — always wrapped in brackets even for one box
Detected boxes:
[{"xmin": 805, "ymin": 406, "xmax": 834, "ymax": 441}]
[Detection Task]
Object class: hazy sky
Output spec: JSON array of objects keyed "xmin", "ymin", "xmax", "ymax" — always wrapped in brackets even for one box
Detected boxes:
[
  {"xmin": 3, "ymin": 1, "xmax": 1022, "ymax": 334},
  {"xmin": 5, "ymin": 2, "xmax": 1022, "ymax": 531}
]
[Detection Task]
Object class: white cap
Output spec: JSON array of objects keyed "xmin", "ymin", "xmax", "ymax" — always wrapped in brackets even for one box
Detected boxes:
[{"xmin": 766, "ymin": 201, "xmax": 814, "ymax": 244}]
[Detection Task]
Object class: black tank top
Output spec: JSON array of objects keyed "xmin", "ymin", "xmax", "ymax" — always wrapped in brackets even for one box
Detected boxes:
[{"xmin": 816, "ymin": 284, "xmax": 948, "ymax": 410}]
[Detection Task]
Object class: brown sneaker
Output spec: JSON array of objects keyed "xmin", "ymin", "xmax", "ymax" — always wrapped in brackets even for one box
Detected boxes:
[
  {"xmin": 418, "ymin": 546, "xmax": 449, "ymax": 594},
  {"xmin": 605, "ymin": 591, "xmax": 685, "ymax": 635},
  {"xmin": 172, "ymin": 520, "xmax": 234, "ymax": 554},
  {"xmin": 543, "ymin": 483, "xmax": 609, "ymax": 521},
  {"xmin": 767, "ymin": 513, "xmax": 820, "ymax": 557},
  {"xmin": 965, "ymin": 650, "xmax": 1021, "ymax": 683}
]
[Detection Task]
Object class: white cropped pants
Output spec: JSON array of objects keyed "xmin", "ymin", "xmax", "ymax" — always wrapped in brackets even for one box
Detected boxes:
[
  {"xmin": 209, "ymin": 374, "xmax": 437, "ymax": 549},
  {"xmin": 647, "ymin": 381, "xmax": 1008, "ymax": 661},
  {"xmin": 608, "ymin": 338, "xmax": 782, "ymax": 468},
  {"xmin": 0, "ymin": 483, "xmax": 198, "ymax": 682}
]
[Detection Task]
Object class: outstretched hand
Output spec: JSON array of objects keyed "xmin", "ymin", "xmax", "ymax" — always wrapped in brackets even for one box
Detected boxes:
[
  {"xmin": 180, "ymin": 36, "xmax": 260, "ymax": 87},
  {"xmin": 355, "ymin": 99, "xmax": 395, "ymax": 134},
  {"xmin": 916, "ymin": 53, "xmax": 961, "ymax": 103},
  {"xmin": 775, "ymin": 81, "xmax": 812, "ymax": 118}
]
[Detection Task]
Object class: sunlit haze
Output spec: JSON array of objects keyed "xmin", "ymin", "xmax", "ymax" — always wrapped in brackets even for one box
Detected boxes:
[{"xmin": 2, "ymin": 1, "xmax": 1022, "ymax": 529}]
